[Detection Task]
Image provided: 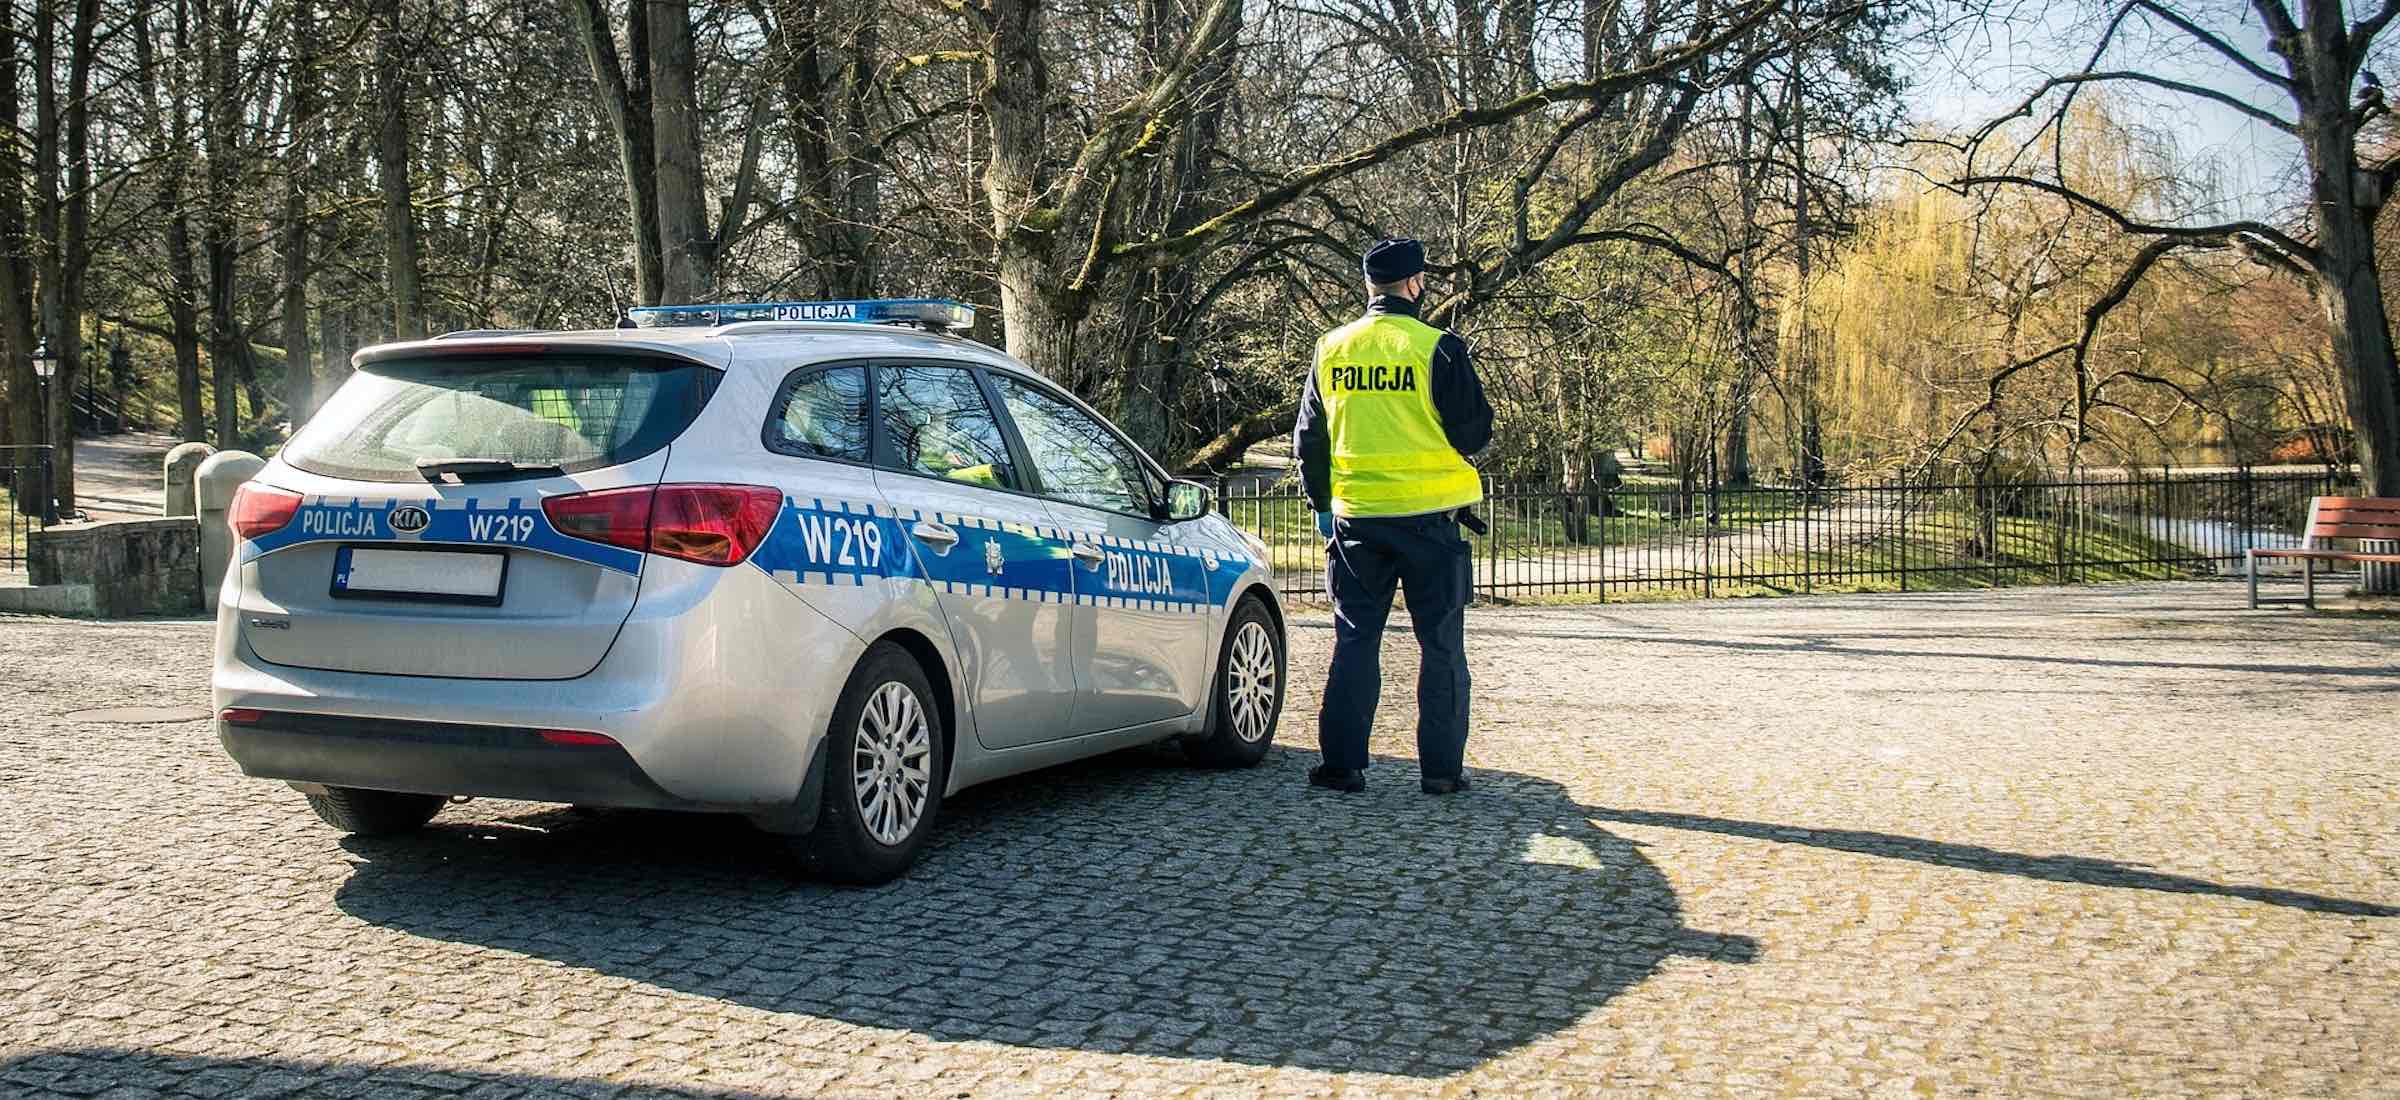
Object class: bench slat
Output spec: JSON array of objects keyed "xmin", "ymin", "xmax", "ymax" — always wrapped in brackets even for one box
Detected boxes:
[
  {"xmin": 2306, "ymin": 523, "xmax": 2400, "ymax": 540},
  {"xmin": 2250, "ymin": 548, "xmax": 2400, "ymax": 563},
  {"xmin": 2315, "ymin": 507, "xmax": 2400, "ymax": 523},
  {"xmin": 2313, "ymin": 496, "xmax": 2400, "ymax": 512}
]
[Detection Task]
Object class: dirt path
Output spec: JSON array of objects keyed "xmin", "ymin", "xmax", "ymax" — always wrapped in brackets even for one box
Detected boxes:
[{"xmin": 65, "ymin": 431, "xmax": 178, "ymax": 518}]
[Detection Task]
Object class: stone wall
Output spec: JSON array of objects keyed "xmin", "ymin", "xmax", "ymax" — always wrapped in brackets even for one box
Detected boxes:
[{"xmin": 26, "ymin": 517, "xmax": 204, "ymax": 617}]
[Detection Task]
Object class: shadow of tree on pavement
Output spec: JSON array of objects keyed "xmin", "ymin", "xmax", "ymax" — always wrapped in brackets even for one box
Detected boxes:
[{"xmin": 1586, "ymin": 806, "xmax": 2398, "ymax": 917}]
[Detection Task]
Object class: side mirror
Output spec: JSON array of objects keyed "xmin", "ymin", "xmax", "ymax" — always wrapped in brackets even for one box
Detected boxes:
[{"xmin": 1163, "ymin": 479, "xmax": 1211, "ymax": 522}]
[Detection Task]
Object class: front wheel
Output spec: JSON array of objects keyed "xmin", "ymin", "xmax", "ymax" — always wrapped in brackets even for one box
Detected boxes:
[
  {"xmin": 1186, "ymin": 595, "xmax": 1284, "ymax": 768},
  {"xmin": 787, "ymin": 642, "xmax": 947, "ymax": 884}
]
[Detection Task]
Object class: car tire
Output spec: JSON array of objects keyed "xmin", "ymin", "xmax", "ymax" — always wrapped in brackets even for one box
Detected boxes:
[
  {"xmin": 1185, "ymin": 595, "xmax": 1284, "ymax": 768},
  {"xmin": 303, "ymin": 787, "xmax": 446, "ymax": 836},
  {"xmin": 789, "ymin": 642, "xmax": 948, "ymax": 884}
]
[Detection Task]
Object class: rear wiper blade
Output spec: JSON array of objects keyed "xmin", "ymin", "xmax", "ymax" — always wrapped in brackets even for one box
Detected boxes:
[{"xmin": 415, "ymin": 458, "xmax": 565, "ymax": 483}]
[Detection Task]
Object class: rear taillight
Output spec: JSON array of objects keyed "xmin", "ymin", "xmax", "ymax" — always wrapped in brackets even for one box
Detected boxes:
[
  {"xmin": 227, "ymin": 484, "xmax": 302, "ymax": 541},
  {"xmin": 541, "ymin": 486, "xmax": 653, "ymax": 555},
  {"xmin": 217, "ymin": 707, "xmax": 264, "ymax": 725},
  {"xmin": 542, "ymin": 484, "xmax": 783, "ymax": 567},
  {"xmin": 649, "ymin": 485, "xmax": 783, "ymax": 565}
]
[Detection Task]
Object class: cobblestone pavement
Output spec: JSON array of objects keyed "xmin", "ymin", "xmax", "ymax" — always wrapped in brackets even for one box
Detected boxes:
[{"xmin": 3, "ymin": 581, "xmax": 2396, "ymax": 1098}]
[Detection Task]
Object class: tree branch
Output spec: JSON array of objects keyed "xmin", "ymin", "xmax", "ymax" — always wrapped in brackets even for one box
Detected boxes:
[
  {"xmin": 1110, "ymin": 0, "xmax": 1806, "ymax": 268},
  {"xmin": 1948, "ymin": 173, "xmax": 2318, "ymax": 266},
  {"xmin": 1987, "ymin": 70, "xmax": 2296, "ymax": 135}
]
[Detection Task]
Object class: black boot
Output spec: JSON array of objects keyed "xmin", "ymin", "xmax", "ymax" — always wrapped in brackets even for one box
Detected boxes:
[
  {"xmin": 1307, "ymin": 765, "xmax": 1365, "ymax": 793},
  {"xmin": 1420, "ymin": 774, "xmax": 1470, "ymax": 795}
]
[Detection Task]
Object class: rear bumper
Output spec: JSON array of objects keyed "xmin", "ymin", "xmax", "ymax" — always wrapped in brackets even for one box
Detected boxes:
[
  {"xmin": 219, "ymin": 711, "xmax": 709, "ymax": 810},
  {"xmin": 211, "ymin": 556, "xmax": 864, "ymax": 807}
]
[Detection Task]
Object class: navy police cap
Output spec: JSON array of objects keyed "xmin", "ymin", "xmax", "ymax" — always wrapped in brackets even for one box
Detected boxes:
[{"xmin": 1362, "ymin": 238, "xmax": 1425, "ymax": 282}]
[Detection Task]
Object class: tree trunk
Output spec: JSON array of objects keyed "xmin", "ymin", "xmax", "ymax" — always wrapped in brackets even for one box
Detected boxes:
[
  {"xmin": 279, "ymin": 0, "xmax": 316, "ymax": 422},
  {"xmin": 51, "ymin": 0, "xmax": 98, "ymax": 513},
  {"xmin": 980, "ymin": 0, "xmax": 1077, "ymax": 379},
  {"xmin": 201, "ymin": 0, "xmax": 243, "ymax": 445},
  {"xmin": 167, "ymin": 211, "xmax": 204, "ymax": 440},
  {"xmin": 372, "ymin": 0, "xmax": 422, "ymax": 339},
  {"xmin": 317, "ymin": 295, "xmax": 350, "ymax": 393},
  {"xmin": 647, "ymin": 0, "xmax": 713, "ymax": 302},
  {"xmin": 2293, "ymin": 0, "xmax": 2400, "ymax": 591},
  {"xmin": 136, "ymin": 0, "xmax": 206, "ymax": 442},
  {"xmin": 0, "ymin": 0, "xmax": 35, "ymax": 475},
  {"xmin": 31, "ymin": 0, "xmax": 87, "ymax": 514},
  {"xmin": 835, "ymin": 17, "xmax": 882, "ymax": 296},
  {"xmin": 566, "ymin": 0, "xmax": 664, "ymax": 306}
]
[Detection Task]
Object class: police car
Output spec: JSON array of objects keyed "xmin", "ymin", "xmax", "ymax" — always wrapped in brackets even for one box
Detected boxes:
[{"xmin": 212, "ymin": 299, "xmax": 1286, "ymax": 883}]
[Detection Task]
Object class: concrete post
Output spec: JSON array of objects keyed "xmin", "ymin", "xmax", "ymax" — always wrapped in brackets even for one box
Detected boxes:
[
  {"xmin": 194, "ymin": 450, "xmax": 264, "ymax": 598},
  {"xmin": 163, "ymin": 442, "xmax": 216, "ymax": 517}
]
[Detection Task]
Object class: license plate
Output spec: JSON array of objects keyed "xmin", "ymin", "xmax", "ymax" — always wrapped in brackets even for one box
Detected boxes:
[{"xmin": 331, "ymin": 545, "xmax": 508, "ymax": 605}]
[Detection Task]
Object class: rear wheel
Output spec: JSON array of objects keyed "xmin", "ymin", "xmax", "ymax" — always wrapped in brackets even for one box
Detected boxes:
[
  {"xmin": 303, "ymin": 787, "xmax": 445, "ymax": 836},
  {"xmin": 788, "ymin": 642, "xmax": 947, "ymax": 884},
  {"xmin": 1186, "ymin": 595, "xmax": 1284, "ymax": 768}
]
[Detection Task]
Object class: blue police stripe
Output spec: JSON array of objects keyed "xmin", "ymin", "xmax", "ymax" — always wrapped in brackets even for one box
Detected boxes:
[
  {"xmin": 750, "ymin": 497, "xmax": 1253, "ymax": 612},
  {"xmin": 238, "ymin": 496, "xmax": 646, "ymax": 575}
]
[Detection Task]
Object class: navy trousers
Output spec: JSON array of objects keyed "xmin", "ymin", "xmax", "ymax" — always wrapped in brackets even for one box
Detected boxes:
[{"xmin": 1318, "ymin": 511, "xmax": 1471, "ymax": 778}]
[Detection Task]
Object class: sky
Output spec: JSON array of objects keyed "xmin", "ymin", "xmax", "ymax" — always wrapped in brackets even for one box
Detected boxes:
[{"xmin": 1900, "ymin": 0, "xmax": 2306, "ymax": 221}]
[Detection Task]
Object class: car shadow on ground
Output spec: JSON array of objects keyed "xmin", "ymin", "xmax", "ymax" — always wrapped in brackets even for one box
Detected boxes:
[{"xmin": 331, "ymin": 747, "xmax": 1756, "ymax": 1078}]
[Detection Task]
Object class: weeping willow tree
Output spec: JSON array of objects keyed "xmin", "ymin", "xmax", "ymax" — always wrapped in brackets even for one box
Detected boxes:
[{"xmin": 1772, "ymin": 102, "xmax": 2275, "ymax": 480}]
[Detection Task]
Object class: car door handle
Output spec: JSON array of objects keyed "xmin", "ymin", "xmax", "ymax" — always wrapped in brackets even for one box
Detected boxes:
[
  {"xmin": 1071, "ymin": 542, "xmax": 1105, "ymax": 566},
  {"xmin": 912, "ymin": 521, "xmax": 960, "ymax": 550}
]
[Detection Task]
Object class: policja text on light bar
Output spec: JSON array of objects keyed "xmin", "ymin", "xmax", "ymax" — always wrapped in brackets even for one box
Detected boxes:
[{"xmin": 625, "ymin": 298, "xmax": 975, "ymax": 331}]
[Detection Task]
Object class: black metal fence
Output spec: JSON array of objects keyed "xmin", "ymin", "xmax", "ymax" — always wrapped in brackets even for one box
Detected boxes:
[
  {"xmin": 1, "ymin": 444, "xmax": 57, "ymax": 571},
  {"xmin": 1216, "ymin": 469, "xmax": 2355, "ymax": 605}
]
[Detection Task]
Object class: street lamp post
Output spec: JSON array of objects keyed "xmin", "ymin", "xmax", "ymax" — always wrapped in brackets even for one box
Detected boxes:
[{"xmin": 31, "ymin": 338, "xmax": 57, "ymax": 525}]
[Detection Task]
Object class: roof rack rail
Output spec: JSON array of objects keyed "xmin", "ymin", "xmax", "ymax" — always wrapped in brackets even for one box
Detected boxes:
[
  {"xmin": 626, "ymin": 298, "xmax": 974, "ymax": 332},
  {"xmin": 431, "ymin": 328, "xmax": 544, "ymax": 340}
]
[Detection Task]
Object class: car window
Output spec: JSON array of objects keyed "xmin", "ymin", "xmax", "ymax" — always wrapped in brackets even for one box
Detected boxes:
[
  {"xmin": 875, "ymin": 364, "xmax": 1020, "ymax": 490},
  {"xmin": 284, "ymin": 353, "xmax": 714, "ymax": 482},
  {"xmin": 989, "ymin": 374, "xmax": 1151, "ymax": 515},
  {"xmin": 765, "ymin": 364, "xmax": 870, "ymax": 462}
]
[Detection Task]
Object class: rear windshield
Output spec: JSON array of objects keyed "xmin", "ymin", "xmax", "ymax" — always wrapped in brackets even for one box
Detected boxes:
[{"xmin": 285, "ymin": 353, "xmax": 719, "ymax": 482}]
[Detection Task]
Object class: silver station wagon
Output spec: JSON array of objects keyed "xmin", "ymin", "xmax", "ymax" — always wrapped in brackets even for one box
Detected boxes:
[{"xmin": 212, "ymin": 299, "xmax": 1288, "ymax": 882}]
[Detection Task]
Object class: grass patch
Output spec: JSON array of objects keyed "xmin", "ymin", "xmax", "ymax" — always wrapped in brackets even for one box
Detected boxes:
[
  {"xmin": 1269, "ymin": 505, "xmax": 2214, "ymax": 608},
  {"xmin": 1685, "ymin": 508, "xmax": 2203, "ymax": 597},
  {"xmin": 1221, "ymin": 486, "xmax": 1818, "ymax": 576}
]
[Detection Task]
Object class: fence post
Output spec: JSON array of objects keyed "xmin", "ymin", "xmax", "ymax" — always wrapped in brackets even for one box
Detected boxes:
[
  {"xmin": 2239, "ymin": 466, "xmax": 2256, "ymax": 564},
  {"xmin": 1703, "ymin": 469, "xmax": 1718, "ymax": 599},
  {"xmin": 1597, "ymin": 486, "xmax": 1609, "ymax": 603},
  {"xmin": 1898, "ymin": 480, "xmax": 1910, "ymax": 594}
]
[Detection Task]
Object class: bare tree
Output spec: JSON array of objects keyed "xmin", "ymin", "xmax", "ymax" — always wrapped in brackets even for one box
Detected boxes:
[{"xmin": 1956, "ymin": 0, "xmax": 2400, "ymax": 501}]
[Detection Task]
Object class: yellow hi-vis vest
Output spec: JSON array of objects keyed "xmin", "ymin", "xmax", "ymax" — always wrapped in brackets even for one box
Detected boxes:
[{"xmin": 1315, "ymin": 313, "xmax": 1483, "ymax": 517}]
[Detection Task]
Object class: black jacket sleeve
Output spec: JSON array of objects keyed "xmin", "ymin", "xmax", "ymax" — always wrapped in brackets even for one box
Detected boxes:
[
  {"xmin": 1294, "ymin": 342, "xmax": 1332, "ymax": 514},
  {"xmin": 1429, "ymin": 332, "xmax": 1494, "ymax": 457}
]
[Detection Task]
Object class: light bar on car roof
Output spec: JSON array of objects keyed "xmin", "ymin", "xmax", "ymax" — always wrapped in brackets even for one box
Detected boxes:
[{"xmin": 625, "ymin": 298, "xmax": 975, "ymax": 331}]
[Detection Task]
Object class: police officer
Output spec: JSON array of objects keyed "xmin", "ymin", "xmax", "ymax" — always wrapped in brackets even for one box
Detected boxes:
[{"xmin": 1293, "ymin": 238, "xmax": 1493, "ymax": 796}]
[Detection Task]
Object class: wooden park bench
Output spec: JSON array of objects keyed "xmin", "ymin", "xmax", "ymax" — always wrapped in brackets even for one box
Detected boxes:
[{"xmin": 2247, "ymin": 496, "xmax": 2400, "ymax": 609}]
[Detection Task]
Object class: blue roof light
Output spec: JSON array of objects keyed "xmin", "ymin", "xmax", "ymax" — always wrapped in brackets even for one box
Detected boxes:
[{"xmin": 625, "ymin": 298, "xmax": 975, "ymax": 332}]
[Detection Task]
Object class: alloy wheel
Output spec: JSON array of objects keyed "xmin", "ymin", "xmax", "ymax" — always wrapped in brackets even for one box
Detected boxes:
[
  {"xmin": 1228, "ymin": 620, "xmax": 1279, "ymax": 744},
  {"xmin": 852, "ymin": 680, "xmax": 933, "ymax": 845}
]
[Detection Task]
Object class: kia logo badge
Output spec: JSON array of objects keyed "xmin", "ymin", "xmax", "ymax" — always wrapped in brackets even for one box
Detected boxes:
[{"xmin": 390, "ymin": 506, "xmax": 431, "ymax": 533}]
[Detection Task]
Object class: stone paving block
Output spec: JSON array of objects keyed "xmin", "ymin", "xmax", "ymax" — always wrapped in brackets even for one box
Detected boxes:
[{"xmin": 1, "ymin": 584, "xmax": 2395, "ymax": 1096}]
